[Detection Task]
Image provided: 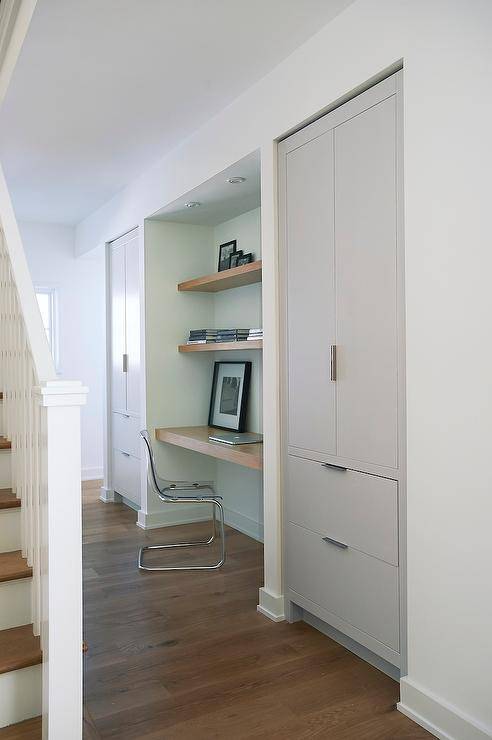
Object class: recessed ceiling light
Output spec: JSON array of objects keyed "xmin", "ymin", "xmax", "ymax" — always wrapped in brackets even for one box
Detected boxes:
[
  {"xmin": 227, "ymin": 176, "xmax": 246, "ymax": 184},
  {"xmin": 184, "ymin": 201, "xmax": 201, "ymax": 208}
]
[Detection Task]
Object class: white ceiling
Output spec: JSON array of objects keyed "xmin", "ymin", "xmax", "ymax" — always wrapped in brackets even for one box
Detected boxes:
[
  {"xmin": 0, "ymin": 0, "xmax": 354, "ymax": 225},
  {"xmin": 153, "ymin": 150, "xmax": 260, "ymax": 226}
]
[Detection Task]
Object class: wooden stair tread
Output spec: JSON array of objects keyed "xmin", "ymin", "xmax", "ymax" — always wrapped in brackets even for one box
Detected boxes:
[
  {"xmin": 0, "ymin": 437, "xmax": 11, "ymax": 450},
  {"xmin": 0, "ymin": 625, "xmax": 41, "ymax": 675},
  {"xmin": 0, "ymin": 716, "xmax": 41, "ymax": 739},
  {"xmin": 0, "ymin": 551, "xmax": 32, "ymax": 583},
  {"xmin": 0, "ymin": 489, "xmax": 20, "ymax": 510}
]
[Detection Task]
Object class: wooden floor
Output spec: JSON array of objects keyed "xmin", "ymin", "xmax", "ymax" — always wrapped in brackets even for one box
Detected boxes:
[{"xmin": 82, "ymin": 485, "xmax": 431, "ymax": 739}]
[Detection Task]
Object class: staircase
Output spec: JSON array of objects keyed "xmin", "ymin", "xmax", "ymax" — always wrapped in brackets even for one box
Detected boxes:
[{"xmin": 0, "ymin": 163, "xmax": 87, "ymax": 738}]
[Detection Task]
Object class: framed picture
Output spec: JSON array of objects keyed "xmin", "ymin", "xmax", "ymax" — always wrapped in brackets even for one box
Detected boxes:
[
  {"xmin": 208, "ymin": 361, "xmax": 251, "ymax": 432},
  {"xmin": 237, "ymin": 252, "xmax": 253, "ymax": 266},
  {"xmin": 229, "ymin": 250, "xmax": 243, "ymax": 268},
  {"xmin": 218, "ymin": 240, "xmax": 237, "ymax": 272}
]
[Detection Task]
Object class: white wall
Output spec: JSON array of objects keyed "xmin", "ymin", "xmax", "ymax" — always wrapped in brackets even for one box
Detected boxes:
[
  {"xmin": 19, "ymin": 222, "xmax": 105, "ymax": 480},
  {"xmin": 74, "ymin": 1, "xmax": 492, "ymax": 737}
]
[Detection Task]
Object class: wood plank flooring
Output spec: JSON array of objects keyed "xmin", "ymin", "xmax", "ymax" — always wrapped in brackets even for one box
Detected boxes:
[{"xmin": 83, "ymin": 488, "xmax": 431, "ymax": 739}]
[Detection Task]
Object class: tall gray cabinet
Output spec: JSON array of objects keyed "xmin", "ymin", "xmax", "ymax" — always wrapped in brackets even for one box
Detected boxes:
[{"xmin": 279, "ymin": 73, "xmax": 404, "ymax": 670}]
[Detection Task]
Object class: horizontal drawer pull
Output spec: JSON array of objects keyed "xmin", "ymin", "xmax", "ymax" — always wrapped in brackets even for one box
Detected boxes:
[
  {"xmin": 322, "ymin": 535, "xmax": 348, "ymax": 550},
  {"xmin": 121, "ymin": 451, "xmax": 130, "ymax": 457},
  {"xmin": 321, "ymin": 462, "xmax": 347, "ymax": 472}
]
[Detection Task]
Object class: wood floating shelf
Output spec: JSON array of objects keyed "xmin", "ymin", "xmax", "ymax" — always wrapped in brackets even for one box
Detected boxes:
[
  {"xmin": 179, "ymin": 340, "xmax": 262, "ymax": 353},
  {"xmin": 178, "ymin": 260, "xmax": 262, "ymax": 293},
  {"xmin": 155, "ymin": 426, "xmax": 263, "ymax": 471}
]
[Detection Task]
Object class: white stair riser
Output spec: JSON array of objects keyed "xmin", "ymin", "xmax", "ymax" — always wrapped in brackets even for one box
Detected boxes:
[
  {"xmin": 0, "ymin": 579, "xmax": 31, "ymax": 630},
  {"xmin": 0, "ymin": 508, "xmax": 21, "ymax": 552},
  {"xmin": 0, "ymin": 451, "xmax": 11, "ymax": 489},
  {"xmin": 0, "ymin": 402, "xmax": 3, "ymax": 435},
  {"xmin": 0, "ymin": 664, "xmax": 42, "ymax": 728}
]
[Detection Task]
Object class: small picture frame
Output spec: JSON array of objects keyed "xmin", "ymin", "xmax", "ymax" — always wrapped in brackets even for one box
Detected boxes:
[
  {"xmin": 208, "ymin": 361, "xmax": 251, "ymax": 432},
  {"xmin": 237, "ymin": 252, "xmax": 253, "ymax": 266},
  {"xmin": 218, "ymin": 240, "xmax": 237, "ymax": 272},
  {"xmin": 229, "ymin": 251, "xmax": 243, "ymax": 269}
]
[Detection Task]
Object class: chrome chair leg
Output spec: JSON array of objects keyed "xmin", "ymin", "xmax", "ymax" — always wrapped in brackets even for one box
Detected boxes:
[{"xmin": 138, "ymin": 499, "xmax": 225, "ymax": 572}]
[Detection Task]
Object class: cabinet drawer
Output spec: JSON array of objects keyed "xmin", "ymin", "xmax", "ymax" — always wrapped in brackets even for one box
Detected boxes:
[
  {"xmin": 287, "ymin": 521, "xmax": 399, "ymax": 651},
  {"xmin": 287, "ymin": 455, "xmax": 398, "ymax": 565},
  {"xmin": 112, "ymin": 412, "xmax": 141, "ymax": 459},
  {"xmin": 112, "ymin": 449, "xmax": 141, "ymax": 506}
]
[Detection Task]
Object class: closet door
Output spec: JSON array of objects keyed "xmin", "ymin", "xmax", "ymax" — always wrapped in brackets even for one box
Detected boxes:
[
  {"xmin": 110, "ymin": 241, "xmax": 127, "ymax": 413},
  {"xmin": 285, "ymin": 131, "xmax": 336, "ymax": 456},
  {"xmin": 124, "ymin": 232, "xmax": 140, "ymax": 416},
  {"xmin": 334, "ymin": 96, "xmax": 398, "ymax": 468}
]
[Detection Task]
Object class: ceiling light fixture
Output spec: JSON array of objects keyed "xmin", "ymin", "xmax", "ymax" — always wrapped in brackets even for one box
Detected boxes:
[
  {"xmin": 184, "ymin": 201, "xmax": 201, "ymax": 208},
  {"xmin": 227, "ymin": 176, "xmax": 246, "ymax": 184}
]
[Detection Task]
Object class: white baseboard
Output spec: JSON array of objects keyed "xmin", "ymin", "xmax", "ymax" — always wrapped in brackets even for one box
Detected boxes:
[
  {"xmin": 398, "ymin": 677, "xmax": 491, "ymax": 740},
  {"xmin": 99, "ymin": 486, "xmax": 116, "ymax": 503},
  {"xmin": 257, "ymin": 587, "xmax": 285, "ymax": 622},
  {"xmin": 224, "ymin": 507, "xmax": 263, "ymax": 543},
  {"xmin": 82, "ymin": 467, "xmax": 103, "ymax": 481},
  {"xmin": 136, "ymin": 505, "xmax": 209, "ymax": 530}
]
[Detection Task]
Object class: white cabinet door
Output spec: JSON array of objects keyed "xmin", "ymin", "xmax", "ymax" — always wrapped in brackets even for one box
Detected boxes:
[
  {"xmin": 334, "ymin": 96, "xmax": 398, "ymax": 468},
  {"xmin": 285, "ymin": 131, "xmax": 337, "ymax": 457},
  {"xmin": 124, "ymin": 234, "xmax": 140, "ymax": 416},
  {"xmin": 110, "ymin": 241, "xmax": 127, "ymax": 413}
]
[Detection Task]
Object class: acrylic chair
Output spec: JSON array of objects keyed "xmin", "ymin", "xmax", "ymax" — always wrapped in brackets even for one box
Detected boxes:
[{"xmin": 138, "ymin": 430, "xmax": 225, "ymax": 571}]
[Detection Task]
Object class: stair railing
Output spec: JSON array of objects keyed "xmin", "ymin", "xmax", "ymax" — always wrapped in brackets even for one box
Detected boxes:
[{"xmin": 0, "ymin": 163, "xmax": 87, "ymax": 739}]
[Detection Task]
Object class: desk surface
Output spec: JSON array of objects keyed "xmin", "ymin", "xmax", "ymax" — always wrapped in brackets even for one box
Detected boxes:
[{"xmin": 155, "ymin": 426, "xmax": 263, "ymax": 471}]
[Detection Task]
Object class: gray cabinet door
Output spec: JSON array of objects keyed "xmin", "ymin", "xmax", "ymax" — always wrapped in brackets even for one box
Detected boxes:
[
  {"xmin": 334, "ymin": 96, "xmax": 398, "ymax": 468},
  {"xmin": 285, "ymin": 131, "xmax": 336, "ymax": 457}
]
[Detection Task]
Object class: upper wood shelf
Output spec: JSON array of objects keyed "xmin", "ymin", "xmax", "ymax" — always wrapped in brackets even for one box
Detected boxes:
[
  {"xmin": 155, "ymin": 426, "xmax": 263, "ymax": 470},
  {"xmin": 178, "ymin": 260, "xmax": 262, "ymax": 293}
]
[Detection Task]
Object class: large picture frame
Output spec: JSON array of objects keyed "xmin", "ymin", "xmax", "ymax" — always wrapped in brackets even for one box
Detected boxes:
[{"xmin": 208, "ymin": 361, "xmax": 251, "ymax": 432}]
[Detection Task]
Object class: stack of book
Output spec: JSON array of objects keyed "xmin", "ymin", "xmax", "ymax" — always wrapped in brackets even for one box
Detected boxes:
[
  {"xmin": 186, "ymin": 329, "xmax": 218, "ymax": 345},
  {"xmin": 215, "ymin": 329, "xmax": 250, "ymax": 343},
  {"xmin": 247, "ymin": 328, "xmax": 263, "ymax": 341},
  {"xmin": 186, "ymin": 328, "xmax": 263, "ymax": 344}
]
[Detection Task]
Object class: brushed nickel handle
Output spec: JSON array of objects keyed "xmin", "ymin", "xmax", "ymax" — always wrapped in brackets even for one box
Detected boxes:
[
  {"xmin": 321, "ymin": 462, "xmax": 347, "ymax": 472},
  {"xmin": 122, "ymin": 353, "xmax": 128, "ymax": 373},
  {"xmin": 121, "ymin": 451, "xmax": 130, "ymax": 457},
  {"xmin": 330, "ymin": 344, "xmax": 337, "ymax": 381},
  {"xmin": 322, "ymin": 536, "xmax": 348, "ymax": 550}
]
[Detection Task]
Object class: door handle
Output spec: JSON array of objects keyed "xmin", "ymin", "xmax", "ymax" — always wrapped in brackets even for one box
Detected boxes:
[
  {"xmin": 322, "ymin": 536, "xmax": 348, "ymax": 550},
  {"xmin": 122, "ymin": 353, "xmax": 128, "ymax": 373},
  {"xmin": 330, "ymin": 344, "xmax": 337, "ymax": 381},
  {"xmin": 321, "ymin": 462, "xmax": 347, "ymax": 472}
]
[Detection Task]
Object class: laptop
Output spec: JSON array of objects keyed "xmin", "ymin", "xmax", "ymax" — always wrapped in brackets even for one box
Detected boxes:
[{"xmin": 208, "ymin": 430, "xmax": 263, "ymax": 445}]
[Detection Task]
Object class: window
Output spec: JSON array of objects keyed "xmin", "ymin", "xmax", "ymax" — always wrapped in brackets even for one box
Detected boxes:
[{"xmin": 35, "ymin": 287, "xmax": 59, "ymax": 370}]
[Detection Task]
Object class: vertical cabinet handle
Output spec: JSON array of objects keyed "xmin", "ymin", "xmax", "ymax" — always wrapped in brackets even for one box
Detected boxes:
[
  {"xmin": 330, "ymin": 344, "xmax": 337, "ymax": 381},
  {"xmin": 122, "ymin": 353, "xmax": 128, "ymax": 373}
]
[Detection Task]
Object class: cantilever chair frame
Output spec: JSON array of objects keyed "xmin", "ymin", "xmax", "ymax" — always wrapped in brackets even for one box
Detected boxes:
[{"xmin": 138, "ymin": 430, "xmax": 225, "ymax": 572}]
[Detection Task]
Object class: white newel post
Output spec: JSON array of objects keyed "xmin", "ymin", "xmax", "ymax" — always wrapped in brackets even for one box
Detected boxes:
[{"xmin": 35, "ymin": 381, "xmax": 88, "ymax": 740}]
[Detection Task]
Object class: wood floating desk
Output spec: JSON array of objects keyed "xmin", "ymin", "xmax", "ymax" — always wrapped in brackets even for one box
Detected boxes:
[
  {"xmin": 178, "ymin": 339, "xmax": 262, "ymax": 353},
  {"xmin": 178, "ymin": 260, "xmax": 262, "ymax": 293},
  {"xmin": 155, "ymin": 426, "xmax": 263, "ymax": 471}
]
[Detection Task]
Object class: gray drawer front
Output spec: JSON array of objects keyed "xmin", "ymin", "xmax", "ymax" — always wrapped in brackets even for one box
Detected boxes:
[
  {"xmin": 287, "ymin": 455, "xmax": 398, "ymax": 565},
  {"xmin": 286, "ymin": 521, "xmax": 399, "ymax": 651}
]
